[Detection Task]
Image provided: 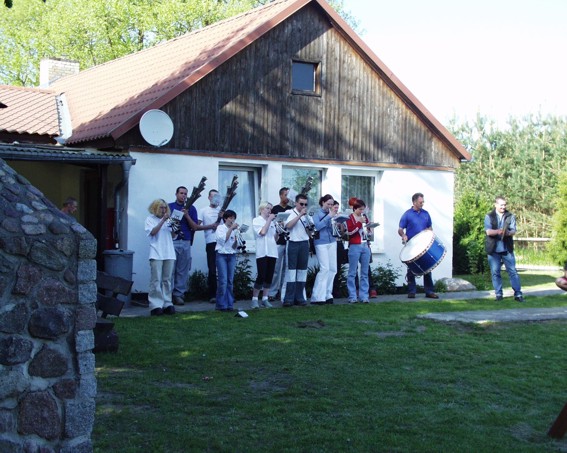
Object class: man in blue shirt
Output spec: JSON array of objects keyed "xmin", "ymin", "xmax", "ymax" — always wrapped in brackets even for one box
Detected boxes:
[
  {"xmin": 398, "ymin": 192, "xmax": 439, "ymax": 299},
  {"xmin": 484, "ymin": 195, "xmax": 523, "ymax": 302},
  {"xmin": 169, "ymin": 186, "xmax": 216, "ymax": 305}
]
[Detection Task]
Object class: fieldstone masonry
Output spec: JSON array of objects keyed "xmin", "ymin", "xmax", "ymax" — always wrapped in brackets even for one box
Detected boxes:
[{"xmin": 0, "ymin": 158, "xmax": 97, "ymax": 452}]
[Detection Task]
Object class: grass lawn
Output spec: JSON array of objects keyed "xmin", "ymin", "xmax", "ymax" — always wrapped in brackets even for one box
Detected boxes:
[{"xmin": 93, "ymin": 272, "xmax": 567, "ymax": 452}]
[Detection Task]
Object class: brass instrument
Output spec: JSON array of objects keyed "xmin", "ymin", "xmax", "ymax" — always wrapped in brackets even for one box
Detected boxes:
[
  {"xmin": 298, "ymin": 176, "xmax": 318, "ymax": 239},
  {"xmin": 169, "ymin": 176, "xmax": 207, "ymax": 238},
  {"xmin": 235, "ymin": 224, "xmax": 248, "ymax": 253},
  {"xmin": 273, "ymin": 212, "xmax": 290, "ymax": 241}
]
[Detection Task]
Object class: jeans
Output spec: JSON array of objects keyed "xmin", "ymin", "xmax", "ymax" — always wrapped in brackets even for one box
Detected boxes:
[
  {"xmin": 284, "ymin": 240, "xmax": 309, "ymax": 304},
  {"xmin": 172, "ymin": 240, "xmax": 192, "ymax": 298},
  {"xmin": 206, "ymin": 242, "xmax": 217, "ymax": 299},
  {"xmin": 216, "ymin": 253, "xmax": 236, "ymax": 310},
  {"xmin": 406, "ymin": 269, "xmax": 434, "ymax": 295},
  {"xmin": 269, "ymin": 244, "xmax": 287, "ymax": 298},
  {"xmin": 487, "ymin": 252, "xmax": 522, "ymax": 297},
  {"xmin": 347, "ymin": 244, "xmax": 370, "ymax": 301}
]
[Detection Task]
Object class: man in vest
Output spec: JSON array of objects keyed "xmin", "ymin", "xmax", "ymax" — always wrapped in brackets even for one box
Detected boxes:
[{"xmin": 484, "ymin": 195, "xmax": 524, "ymax": 302}]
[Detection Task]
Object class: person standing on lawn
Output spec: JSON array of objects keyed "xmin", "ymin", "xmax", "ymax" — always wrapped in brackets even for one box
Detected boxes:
[
  {"xmin": 199, "ymin": 189, "xmax": 222, "ymax": 304},
  {"xmin": 310, "ymin": 194, "xmax": 338, "ymax": 305},
  {"xmin": 484, "ymin": 195, "xmax": 524, "ymax": 302},
  {"xmin": 215, "ymin": 210, "xmax": 239, "ymax": 311},
  {"xmin": 345, "ymin": 199, "xmax": 372, "ymax": 304},
  {"xmin": 268, "ymin": 187, "xmax": 293, "ymax": 302},
  {"xmin": 398, "ymin": 192, "xmax": 439, "ymax": 299},
  {"xmin": 145, "ymin": 199, "xmax": 176, "ymax": 316},
  {"xmin": 169, "ymin": 185, "xmax": 218, "ymax": 306},
  {"xmin": 250, "ymin": 202, "xmax": 278, "ymax": 309},
  {"xmin": 283, "ymin": 193, "xmax": 310, "ymax": 307}
]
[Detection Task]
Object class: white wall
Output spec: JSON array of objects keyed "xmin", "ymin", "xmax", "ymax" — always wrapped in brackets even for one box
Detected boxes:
[{"xmin": 127, "ymin": 152, "xmax": 455, "ymax": 294}]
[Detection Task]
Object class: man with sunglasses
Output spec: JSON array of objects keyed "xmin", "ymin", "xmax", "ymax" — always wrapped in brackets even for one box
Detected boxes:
[{"xmin": 283, "ymin": 194, "xmax": 310, "ymax": 307}]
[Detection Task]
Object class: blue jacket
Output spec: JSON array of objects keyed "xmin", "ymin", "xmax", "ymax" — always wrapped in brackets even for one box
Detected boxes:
[{"xmin": 313, "ymin": 208, "xmax": 335, "ymax": 246}]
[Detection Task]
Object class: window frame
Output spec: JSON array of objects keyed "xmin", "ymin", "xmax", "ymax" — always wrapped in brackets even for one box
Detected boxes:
[{"xmin": 291, "ymin": 59, "xmax": 321, "ymax": 96}]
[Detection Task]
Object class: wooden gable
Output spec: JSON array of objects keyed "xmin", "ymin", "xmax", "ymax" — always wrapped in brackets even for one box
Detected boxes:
[{"xmin": 117, "ymin": 4, "xmax": 461, "ymax": 169}]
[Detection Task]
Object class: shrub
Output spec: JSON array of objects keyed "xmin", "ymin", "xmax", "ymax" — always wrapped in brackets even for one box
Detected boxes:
[
  {"xmin": 370, "ymin": 261, "xmax": 402, "ymax": 295},
  {"xmin": 186, "ymin": 270, "xmax": 209, "ymax": 301},
  {"xmin": 453, "ymin": 190, "xmax": 492, "ymax": 274},
  {"xmin": 233, "ymin": 255, "xmax": 254, "ymax": 300}
]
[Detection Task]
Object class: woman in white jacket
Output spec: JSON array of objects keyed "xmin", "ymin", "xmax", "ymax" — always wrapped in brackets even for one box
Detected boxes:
[
  {"xmin": 145, "ymin": 199, "xmax": 176, "ymax": 316},
  {"xmin": 251, "ymin": 202, "xmax": 278, "ymax": 308}
]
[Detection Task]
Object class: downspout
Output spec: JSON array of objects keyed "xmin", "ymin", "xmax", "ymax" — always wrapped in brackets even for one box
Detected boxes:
[{"xmin": 113, "ymin": 160, "xmax": 133, "ymax": 249}]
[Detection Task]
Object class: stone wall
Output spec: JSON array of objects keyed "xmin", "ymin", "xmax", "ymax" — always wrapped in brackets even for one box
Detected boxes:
[{"xmin": 0, "ymin": 159, "xmax": 97, "ymax": 453}]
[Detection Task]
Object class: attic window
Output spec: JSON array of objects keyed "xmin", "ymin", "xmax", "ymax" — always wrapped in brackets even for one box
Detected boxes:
[{"xmin": 291, "ymin": 60, "xmax": 321, "ymax": 95}]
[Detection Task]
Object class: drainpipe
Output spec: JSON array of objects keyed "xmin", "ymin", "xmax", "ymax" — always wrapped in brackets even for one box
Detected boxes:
[{"xmin": 113, "ymin": 161, "xmax": 133, "ymax": 249}]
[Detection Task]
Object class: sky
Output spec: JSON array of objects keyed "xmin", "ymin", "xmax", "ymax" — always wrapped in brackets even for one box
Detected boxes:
[{"xmin": 345, "ymin": 0, "xmax": 567, "ymax": 126}]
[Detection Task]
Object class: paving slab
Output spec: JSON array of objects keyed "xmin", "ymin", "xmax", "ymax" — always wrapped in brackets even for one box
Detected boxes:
[{"xmin": 120, "ymin": 285, "xmax": 566, "ymax": 318}]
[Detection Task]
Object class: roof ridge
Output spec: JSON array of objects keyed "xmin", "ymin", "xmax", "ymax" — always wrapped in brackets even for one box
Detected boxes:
[{"xmin": 0, "ymin": 84, "xmax": 55, "ymax": 94}]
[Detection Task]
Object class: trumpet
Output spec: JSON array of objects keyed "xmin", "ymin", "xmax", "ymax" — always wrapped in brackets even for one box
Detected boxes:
[{"xmin": 305, "ymin": 209, "xmax": 318, "ymax": 239}]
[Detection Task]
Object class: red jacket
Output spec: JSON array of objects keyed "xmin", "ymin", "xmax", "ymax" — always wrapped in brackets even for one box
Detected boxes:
[{"xmin": 346, "ymin": 214, "xmax": 364, "ymax": 245}]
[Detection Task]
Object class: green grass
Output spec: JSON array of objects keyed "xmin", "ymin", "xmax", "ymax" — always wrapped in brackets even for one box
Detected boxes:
[{"xmin": 94, "ymin": 274, "xmax": 567, "ymax": 452}]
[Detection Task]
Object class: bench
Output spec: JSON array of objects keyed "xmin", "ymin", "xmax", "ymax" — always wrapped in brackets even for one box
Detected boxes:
[{"xmin": 93, "ymin": 271, "xmax": 133, "ymax": 353}]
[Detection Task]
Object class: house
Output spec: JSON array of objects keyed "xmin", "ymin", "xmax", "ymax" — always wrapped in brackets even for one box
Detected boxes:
[{"xmin": 0, "ymin": 0, "xmax": 470, "ymax": 294}]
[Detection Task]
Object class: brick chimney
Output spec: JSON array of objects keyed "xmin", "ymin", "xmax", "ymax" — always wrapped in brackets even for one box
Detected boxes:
[{"xmin": 39, "ymin": 58, "xmax": 80, "ymax": 87}]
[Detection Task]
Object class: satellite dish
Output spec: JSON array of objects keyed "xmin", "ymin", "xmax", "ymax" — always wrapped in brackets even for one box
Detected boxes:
[{"xmin": 139, "ymin": 109, "xmax": 174, "ymax": 147}]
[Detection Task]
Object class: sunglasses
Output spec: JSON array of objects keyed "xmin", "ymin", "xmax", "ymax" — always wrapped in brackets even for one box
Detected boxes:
[{"xmin": 298, "ymin": 202, "xmax": 307, "ymax": 206}]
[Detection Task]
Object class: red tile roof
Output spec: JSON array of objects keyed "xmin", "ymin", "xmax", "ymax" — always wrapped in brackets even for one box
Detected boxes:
[
  {"xmin": 1, "ymin": 0, "xmax": 470, "ymax": 160},
  {"xmin": 51, "ymin": 0, "xmax": 309, "ymax": 146},
  {"xmin": 0, "ymin": 85, "xmax": 59, "ymax": 137}
]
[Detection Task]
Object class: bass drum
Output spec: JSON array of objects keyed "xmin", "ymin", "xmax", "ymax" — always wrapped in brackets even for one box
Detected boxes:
[{"xmin": 399, "ymin": 230, "xmax": 446, "ymax": 276}]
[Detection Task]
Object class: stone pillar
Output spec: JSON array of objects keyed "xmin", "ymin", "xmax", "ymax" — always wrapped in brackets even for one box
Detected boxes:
[{"xmin": 0, "ymin": 160, "xmax": 97, "ymax": 453}]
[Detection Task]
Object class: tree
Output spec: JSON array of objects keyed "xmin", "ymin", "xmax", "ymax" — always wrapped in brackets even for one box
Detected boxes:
[
  {"xmin": 450, "ymin": 114, "xmax": 567, "ymax": 239},
  {"xmin": 548, "ymin": 170, "xmax": 567, "ymax": 266},
  {"xmin": 1, "ymin": 0, "xmax": 358, "ymax": 87}
]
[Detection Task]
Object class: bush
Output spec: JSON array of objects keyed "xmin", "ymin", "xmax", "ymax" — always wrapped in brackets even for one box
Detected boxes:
[
  {"xmin": 548, "ymin": 170, "xmax": 567, "ymax": 266},
  {"xmin": 370, "ymin": 261, "xmax": 402, "ymax": 295},
  {"xmin": 186, "ymin": 270, "xmax": 209, "ymax": 301},
  {"xmin": 453, "ymin": 190, "xmax": 492, "ymax": 274},
  {"xmin": 233, "ymin": 255, "xmax": 254, "ymax": 301}
]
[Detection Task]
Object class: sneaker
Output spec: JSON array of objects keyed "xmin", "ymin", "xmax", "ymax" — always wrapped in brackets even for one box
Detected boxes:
[
  {"xmin": 150, "ymin": 308, "xmax": 163, "ymax": 316},
  {"xmin": 496, "ymin": 295, "xmax": 503, "ymax": 301},
  {"xmin": 173, "ymin": 296, "xmax": 185, "ymax": 306},
  {"xmin": 514, "ymin": 295, "xmax": 524, "ymax": 303},
  {"xmin": 261, "ymin": 299, "xmax": 273, "ymax": 308},
  {"xmin": 268, "ymin": 296, "xmax": 276, "ymax": 302},
  {"xmin": 425, "ymin": 293, "xmax": 439, "ymax": 299},
  {"xmin": 163, "ymin": 305, "xmax": 176, "ymax": 315},
  {"xmin": 325, "ymin": 298, "xmax": 334, "ymax": 304},
  {"xmin": 209, "ymin": 297, "xmax": 216, "ymax": 304},
  {"xmin": 369, "ymin": 290, "xmax": 378, "ymax": 298},
  {"xmin": 250, "ymin": 299, "xmax": 260, "ymax": 309},
  {"xmin": 349, "ymin": 300, "xmax": 358, "ymax": 304},
  {"xmin": 407, "ymin": 293, "xmax": 416, "ymax": 299},
  {"xmin": 361, "ymin": 300, "xmax": 369, "ymax": 304}
]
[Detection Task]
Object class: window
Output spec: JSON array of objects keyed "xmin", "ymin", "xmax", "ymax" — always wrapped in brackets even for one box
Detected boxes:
[
  {"xmin": 219, "ymin": 167, "xmax": 260, "ymax": 249},
  {"xmin": 341, "ymin": 172, "xmax": 384, "ymax": 252},
  {"xmin": 341, "ymin": 175, "xmax": 375, "ymax": 220},
  {"xmin": 282, "ymin": 167, "xmax": 322, "ymax": 208},
  {"xmin": 291, "ymin": 60, "xmax": 320, "ymax": 94}
]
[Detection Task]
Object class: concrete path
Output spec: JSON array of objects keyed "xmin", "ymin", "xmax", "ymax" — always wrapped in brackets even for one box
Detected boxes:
[{"xmin": 121, "ymin": 285, "xmax": 567, "ymax": 322}]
